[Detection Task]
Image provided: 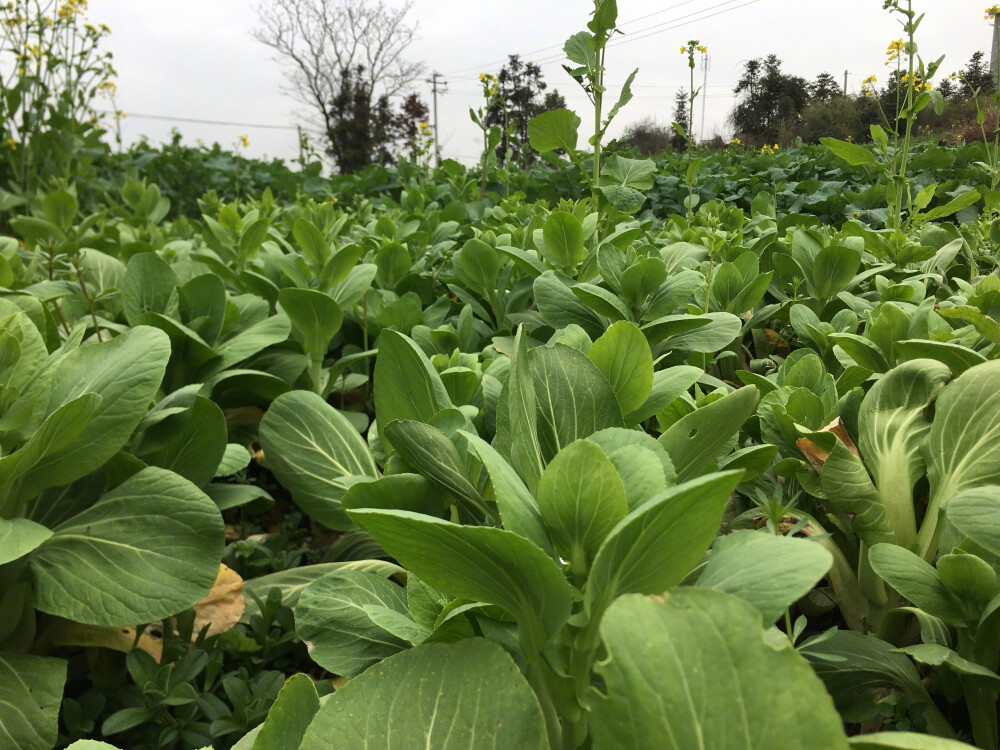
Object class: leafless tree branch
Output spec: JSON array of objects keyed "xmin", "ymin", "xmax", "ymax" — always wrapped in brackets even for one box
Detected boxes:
[{"xmin": 253, "ymin": 0, "xmax": 425, "ymax": 154}]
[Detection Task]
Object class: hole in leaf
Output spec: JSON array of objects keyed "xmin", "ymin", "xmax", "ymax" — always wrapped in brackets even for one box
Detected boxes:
[{"xmin": 688, "ymin": 428, "xmax": 698, "ymax": 439}]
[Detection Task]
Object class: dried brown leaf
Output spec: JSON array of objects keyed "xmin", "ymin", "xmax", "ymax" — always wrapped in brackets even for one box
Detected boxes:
[
  {"xmin": 49, "ymin": 620, "xmax": 163, "ymax": 661},
  {"xmin": 795, "ymin": 417, "xmax": 860, "ymax": 474},
  {"xmin": 192, "ymin": 563, "xmax": 245, "ymax": 636}
]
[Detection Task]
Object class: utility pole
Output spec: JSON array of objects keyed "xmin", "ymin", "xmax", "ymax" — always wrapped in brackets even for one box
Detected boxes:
[
  {"xmin": 844, "ymin": 70, "xmax": 849, "ymax": 95},
  {"xmin": 427, "ymin": 71, "xmax": 447, "ymax": 167},
  {"xmin": 700, "ymin": 55, "xmax": 711, "ymax": 143}
]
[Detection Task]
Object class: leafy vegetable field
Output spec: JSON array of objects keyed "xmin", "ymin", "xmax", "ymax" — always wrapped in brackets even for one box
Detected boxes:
[{"xmin": 4, "ymin": 1, "xmax": 1000, "ymax": 749}]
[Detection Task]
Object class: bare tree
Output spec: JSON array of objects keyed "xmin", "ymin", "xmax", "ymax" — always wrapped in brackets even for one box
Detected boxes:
[{"xmin": 254, "ymin": 0, "xmax": 425, "ymax": 167}]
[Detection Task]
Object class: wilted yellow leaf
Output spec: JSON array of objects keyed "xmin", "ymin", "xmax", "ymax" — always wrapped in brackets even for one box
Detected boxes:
[
  {"xmin": 49, "ymin": 620, "xmax": 163, "ymax": 661},
  {"xmin": 192, "ymin": 563, "xmax": 245, "ymax": 636}
]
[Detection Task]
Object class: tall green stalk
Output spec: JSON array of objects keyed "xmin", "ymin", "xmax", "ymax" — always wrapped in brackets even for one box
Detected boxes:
[{"xmin": 591, "ymin": 44, "xmax": 605, "ymax": 204}]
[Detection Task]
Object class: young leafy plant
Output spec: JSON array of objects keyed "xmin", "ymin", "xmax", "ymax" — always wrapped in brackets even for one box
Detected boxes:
[{"xmin": 0, "ymin": 324, "xmax": 225, "ymax": 749}]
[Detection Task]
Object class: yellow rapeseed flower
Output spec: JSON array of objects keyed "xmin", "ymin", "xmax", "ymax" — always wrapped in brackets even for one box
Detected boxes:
[
  {"xmin": 696, "ymin": 44, "xmax": 707, "ymax": 54},
  {"xmin": 5, "ymin": 137, "xmax": 16, "ymax": 149},
  {"xmin": 899, "ymin": 71, "xmax": 928, "ymax": 91},
  {"xmin": 238, "ymin": 134, "xmax": 249, "ymax": 148},
  {"xmin": 884, "ymin": 38, "xmax": 905, "ymax": 65},
  {"xmin": 680, "ymin": 46, "xmax": 686, "ymax": 54},
  {"xmin": 986, "ymin": 4, "xmax": 1000, "ymax": 19}
]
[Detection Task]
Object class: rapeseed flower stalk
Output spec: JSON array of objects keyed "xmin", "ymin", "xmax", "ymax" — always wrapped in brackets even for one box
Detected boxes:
[
  {"xmin": 473, "ymin": 72, "xmax": 503, "ymax": 197},
  {"xmin": 681, "ymin": 39, "xmax": 706, "ymax": 69},
  {"xmin": 478, "ymin": 72, "xmax": 500, "ymax": 99},
  {"xmin": 884, "ymin": 38, "xmax": 904, "ymax": 65},
  {"xmin": 56, "ymin": 0, "xmax": 86, "ymax": 21},
  {"xmin": 678, "ymin": 39, "xmax": 708, "ymax": 222}
]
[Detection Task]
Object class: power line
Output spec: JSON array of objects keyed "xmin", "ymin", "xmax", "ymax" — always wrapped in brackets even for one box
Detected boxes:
[
  {"xmin": 442, "ymin": 0, "xmax": 719, "ymax": 76},
  {"xmin": 446, "ymin": 89, "xmax": 734, "ymax": 100},
  {"xmin": 607, "ymin": 0, "xmax": 762, "ymax": 48},
  {"xmin": 513, "ymin": 0, "xmax": 760, "ymax": 73},
  {"xmin": 450, "ymin": 73, "xmax": 730, "ymax": 89},
  {"xmin": 626, "ymin": 84, "xmax": 731, "ymax": 88},
  {"xmin": 617, "ymin": 0, "xmax": 706, "ymax": 27},
  {"xmin": 102, "ymin": 110, "xmax": 298, "ymax": 131}
]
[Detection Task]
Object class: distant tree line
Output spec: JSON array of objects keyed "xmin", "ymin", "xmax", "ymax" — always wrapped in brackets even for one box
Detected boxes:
[
  {"xmin": 728, "ymin": 51, "xmax": 995, "ymax": 146},
  {"xmin": 619, "ymin": 50, "xmax": 996, "ymax": 155}
]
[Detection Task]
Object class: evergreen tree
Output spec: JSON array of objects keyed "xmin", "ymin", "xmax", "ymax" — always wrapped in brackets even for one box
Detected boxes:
[
  {"xmin": 485, "ymin": 55, "xmax": 565, "ymax": 166},
  {"xmin": 810, "ymin": 72, "xmax": 842, "ymax": 101},
  {"xmin": 960, "ymin": 51, "xmax": 994, "ymax": 94},
  {"xmin": 325, "ymin": 66, "xmax": 429, "ymax": 173},
  {"xmin": 729, "ymin": 55, "xmax": 810, "ymax": 144},
  {"xmin": 327, "ymin": 65, "xmax": 375, "ymax": 173},
  {"xmin": 394, "ymin": 93, "xmax": 431, "ymax": 161}
]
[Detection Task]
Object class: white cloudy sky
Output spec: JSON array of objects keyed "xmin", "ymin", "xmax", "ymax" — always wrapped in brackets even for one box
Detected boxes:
[{"xmin": 95, "ymin": 0, "xmax": 988, "ymax": 167}]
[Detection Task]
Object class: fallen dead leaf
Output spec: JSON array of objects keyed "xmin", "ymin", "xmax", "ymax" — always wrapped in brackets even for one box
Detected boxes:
[
  {"xmin": 192, "ymin": 563, "xmax": 245, "ymax": 637},
  {"xmin": 49, "ymin": 620, "xmax": 163, "ymax": 661},
  {"xmin": 764, "ymin": 328, "xmax": 791, "ymax": 357}
]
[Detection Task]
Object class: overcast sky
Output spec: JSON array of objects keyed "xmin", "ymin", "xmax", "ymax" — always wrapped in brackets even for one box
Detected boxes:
[{"xmin": 95, "ymin": 0, "xmax": 988, "ymax": 167}]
